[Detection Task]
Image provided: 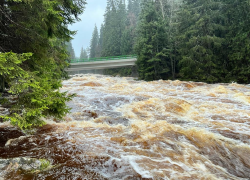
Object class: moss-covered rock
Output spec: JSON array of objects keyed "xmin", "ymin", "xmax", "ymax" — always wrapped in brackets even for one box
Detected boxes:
[{"xmin": 0, "ymin": 157, "xmax": 53, "ymax": 175}]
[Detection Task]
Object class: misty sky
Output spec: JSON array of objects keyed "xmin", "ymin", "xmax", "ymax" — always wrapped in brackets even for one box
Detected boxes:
[{"xmin": 69, "ymin": 0, "xmax": 107, "ymax": 57}]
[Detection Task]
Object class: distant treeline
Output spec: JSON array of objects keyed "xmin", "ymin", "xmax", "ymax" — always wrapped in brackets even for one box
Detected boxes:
[{"xmin": 89, "ymin": 0, "xmax": 250, "ymax": 84}]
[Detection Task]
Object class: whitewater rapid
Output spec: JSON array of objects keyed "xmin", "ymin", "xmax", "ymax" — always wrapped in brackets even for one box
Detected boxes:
[{"xmin": 0, "ymin": 74, "xmax": 250, "ymax": 179}]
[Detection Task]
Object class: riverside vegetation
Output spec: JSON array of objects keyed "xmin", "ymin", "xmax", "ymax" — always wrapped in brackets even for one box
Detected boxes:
[{"xmin": 0, "ymin": 0, "xmax": 86, "ymax": 129}]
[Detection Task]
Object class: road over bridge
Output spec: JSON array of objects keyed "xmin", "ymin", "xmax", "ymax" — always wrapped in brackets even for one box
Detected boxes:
[{"xmin": 66, "ymin": 55, "xmax": 137, "ymax": 72}]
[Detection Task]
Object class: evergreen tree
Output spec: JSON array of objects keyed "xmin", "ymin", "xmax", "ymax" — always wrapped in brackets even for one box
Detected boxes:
[
  {"xmin": 101, "ymin": 0, "xmax": 250, "ymax": 83},
  {"xmin": 90, "ymin": 25, "xmax": 99, "ymax": 58},
  {"xmin": 155, "ymin": 0, "xmax": 181, "ymax": 79},
  {"xmin": 80, "ymin": 47, "xmax": 88, "ymax": 59},
  {"xmin": 102, "ymin": 0, "xmax": 126, "ymax": 56},
  {"xmin": 177, "ymin": 0, "xmax": 226, "ymax": 83},
  {"xmin": 103, "ymin": 0, "xmax": 138, "ymax": 76},
  {"xmin": 121, "ymin": 28, "xmax": 134, "ymax": 55},
  {"xmin": 121, "ymin": 0, "xmax": 141, "ymax": 55},
  {"xmin": 66, "ymin": 41, "xmax": 76, "ymax": 60},
  {"xmin": 0, "ymin": 0, "xmax": 86, "ymax": 129},
  {"xmin": 135, "ymin": 0, "xmax": 170, "ymax": 81},
  {"xmin": 127, "ymin": 0, "xmax": 141, "ymax": 29},
  {"xmin": 97, "ymin": 24, "xmax": 104, "ymax": 57},
  {"xmin": 224, "ymin": 1, "xmax": 250, "ymax": 83}
]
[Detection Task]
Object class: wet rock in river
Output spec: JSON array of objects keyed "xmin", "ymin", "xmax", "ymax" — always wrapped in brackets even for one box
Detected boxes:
[
  {"xmin": 0, "ymin": 157, "xmax": 52, "ymax": 175},
  {"xmin": 0, "ymin": 127, "xmax": 25, "ymax": 147}
]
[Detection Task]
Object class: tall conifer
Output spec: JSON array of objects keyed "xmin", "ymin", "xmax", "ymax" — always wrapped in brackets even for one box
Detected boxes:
[
  {"xmin": 102, "ymin": 0, "xmax": 126, "ymax": 56},
  {"xmin": 66, "ymin": 41, "xmax": 76, "ymax": 60},
  {"xmin": 0, "ymin": 0, "xmax": 86, "ymax": 129},
  {"xmin": 135, "ymin": 0, "xmax": 169, "ymax": 81},
  {"xmin": 177, "ymin": 0, "xmax": 226, "ymax": 83},
  {"xmin": 224, "ymin": 1, "xmax": 250, "ymax": 83},
  {"xmin": 90, "ymin": 25, "xmax": 99, "ymax": 58}
]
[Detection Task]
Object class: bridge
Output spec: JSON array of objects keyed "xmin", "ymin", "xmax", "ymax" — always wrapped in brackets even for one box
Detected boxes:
[{"xmin": 66, "ymin": 55, "xmax": 137, "ymax": 72}]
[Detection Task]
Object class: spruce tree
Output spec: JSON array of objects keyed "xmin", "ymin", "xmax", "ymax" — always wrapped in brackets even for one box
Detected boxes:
[
  {"xmin": 135, "ymin": 0, "xmax": 170, "ymax": 81},
  {"xmin": 97, "ymin": 24, "xmax": 104, "ymax": 57},
  {"xmin": 102, "ymin": 0, "xmax": 126, "ymax": 56},
  {"xmin": 224, "ymin": 1, "xmax": 250, "ymax": 83},
  {"xmin": 121, "ymin": 0, "xmax": 141, "ymax": 55},
  {"xmin": 121, "ymin": 28, "xmax": 134, "ymax": 55},
  {"xmin": 177, "ymin": 0, "xmax": 226, "ymax": 83},
  {"xmin": 90, "ymin": 25, "xmax": 99, "ymax": 58},
  {"xmin": 155, "ymin": 0, "xmax": 182, "ymax": 80},
  {"xmin": 0, "ymin": 0, "xmax": 86, "ymax": 129}
]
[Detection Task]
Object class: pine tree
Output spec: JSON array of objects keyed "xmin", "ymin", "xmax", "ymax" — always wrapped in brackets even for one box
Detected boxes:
[{"xmin": 90, "ymin": 25, "xmax": 99, "ymax": 58}]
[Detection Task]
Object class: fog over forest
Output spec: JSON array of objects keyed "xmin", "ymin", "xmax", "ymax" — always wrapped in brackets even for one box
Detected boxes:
[{"xmin": 69, "ymin": 0, "xmax": 106, "ymax": 56}]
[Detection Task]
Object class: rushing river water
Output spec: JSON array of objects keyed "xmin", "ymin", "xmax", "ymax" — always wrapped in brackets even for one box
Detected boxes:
[{"xmin": 1, "ymin": 74, "xmax": 250, "ymax": 179}]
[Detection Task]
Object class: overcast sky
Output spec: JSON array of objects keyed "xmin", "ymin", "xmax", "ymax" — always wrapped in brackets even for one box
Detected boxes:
[{"xmin": 69, "ymin": 0, "xmax": 107, "ymax": 57}]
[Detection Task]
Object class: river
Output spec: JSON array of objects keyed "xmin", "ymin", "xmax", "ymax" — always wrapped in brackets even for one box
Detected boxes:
[{"xmin": 0, "ymin": 74, "xmax": 250, "ymax": 179}]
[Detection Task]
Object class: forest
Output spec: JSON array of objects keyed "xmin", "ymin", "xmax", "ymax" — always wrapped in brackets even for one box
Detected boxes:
[
  {"xmin": 1, "ymin": 0, "xmax": 250, "ymax": 129},
  {"xmin": 87, "ymin": 0, "xmax": 250, "ymax": 83}
]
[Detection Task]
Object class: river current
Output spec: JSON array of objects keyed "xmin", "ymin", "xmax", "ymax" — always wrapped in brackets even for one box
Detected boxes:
[{"xmin": 0, "ymin": 74, "xmax": 250, "ymax": 179}]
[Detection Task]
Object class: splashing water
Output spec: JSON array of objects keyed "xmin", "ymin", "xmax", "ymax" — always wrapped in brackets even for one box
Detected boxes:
[{"xmin": 1, "ymin": 74, "xmax": 250, "ymax": 179}]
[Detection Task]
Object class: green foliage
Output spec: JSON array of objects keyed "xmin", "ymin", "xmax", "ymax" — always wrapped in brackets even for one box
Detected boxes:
[
  {"xmin": 98, "ymin": 24, "xmax": 104, "ymax": 56},
  {"xmin": 224, "ymin": 0, "xmax": 250, "ymax": 83},
  {"xmin": 135, "ymin": 0, "xmax": 170, "ymax": 81},
  {"xmin": 90, "ymin": 25, "xmax": 99, "ymax": 58},
  {"xmin": 97, "ymin": 0, "xmax": 140, "ymax": 79},
  {"xmin": 121, "ymin": 0, "xmax": 141, "ymax": 55},
  {"xmin": 172, "ymin": 0, "xmax": 250, "ymax": 84},
  {"xmin": 29, "ymin": 158, "xmax": 52, "ymax": 173},
  {"xmin": 176, "ymin": 0, "xmax": 226, "ymax": 83},
  {"xmin": 102, "ymin": 0, "xmax": 127, "ymax": 56},
  {"xmin": 0, "ymin": 0, "xmax": 85, "ymax": 129},
  {"xmin": 0, "ymin": 52, "xmax": 32, "ymax": 80},
  {"xmin": 99, "ymin": 0, "xmax": 250, "ymax": 83},
  {"xmin": 121, "ymin": 27, "xmax": 134, "ymax": 55},
  {"xmin": 39, "ymin": 159, "xmax": 51, "ymax": 171},
  {"xmin": 0, "ymin": 52, "xmax": 75, "ymax": 129}
]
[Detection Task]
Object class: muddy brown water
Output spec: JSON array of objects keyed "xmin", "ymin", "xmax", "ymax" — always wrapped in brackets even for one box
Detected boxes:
[{"xmin": 0, "ymin": 74, "xmax": 250, "ymax": 179}]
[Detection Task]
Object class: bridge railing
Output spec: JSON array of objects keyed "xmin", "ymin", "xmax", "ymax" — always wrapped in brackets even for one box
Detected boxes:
[{"xmin": 70, "ymin": 55, "xmax": 137, "ymax": 63}]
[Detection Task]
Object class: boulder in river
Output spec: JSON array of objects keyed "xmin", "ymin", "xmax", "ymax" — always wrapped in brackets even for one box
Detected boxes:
[{"xmin": 0, "ymin": 157, "xmax": 52, "ymax": 176}]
